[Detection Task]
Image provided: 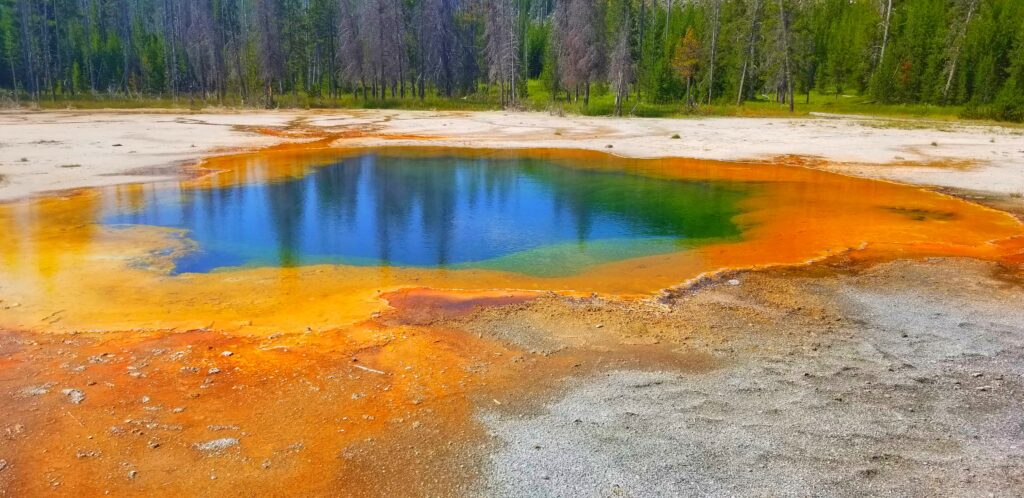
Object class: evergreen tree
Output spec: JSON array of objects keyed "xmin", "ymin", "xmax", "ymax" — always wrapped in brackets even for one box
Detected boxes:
[{"xmin": 0, "ymin": 0, "xmax": 1018, "ymax": 121}]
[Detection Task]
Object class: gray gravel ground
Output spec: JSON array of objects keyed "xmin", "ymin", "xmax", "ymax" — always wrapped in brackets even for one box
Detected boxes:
[{"xmin": 477, "ymin": 259, "xmax": 1024, "ymax": 497}]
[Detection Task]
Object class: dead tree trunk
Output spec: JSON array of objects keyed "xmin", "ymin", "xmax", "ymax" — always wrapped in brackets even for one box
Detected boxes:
[
  {"xmin": 736, "ymin": 0, "xmax": 762, "ymax": 106},
  {"xmin": 636, "ymin": 0, "xmax": 646, "ymax": 101},
  {"xmin": 942, "ymin": 0, "xmax": 978, "ymax": 102},
  {"xmin": 778, "ymin": 0, "xmax": 793, "ymax": 112},
  {"xmin": 664, "ymin": 0, "xmax": 674, "ymax": 47},
  {"xmin": 877, "ymin": 0, "xmax": 893, "ymax": 70},
  {"xmin": 707, "ymin": 0, "xmax": 721, "ymax": 105}
]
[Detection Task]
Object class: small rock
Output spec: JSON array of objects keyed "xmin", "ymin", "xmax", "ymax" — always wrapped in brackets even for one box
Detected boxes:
[
  {"xmin": 172, "ymin": 407, "xmax": 185, "ymax": 413},
  {"xmin": 207, "ymin": 368, "xmax": 221, "ymax": 375},
  {"xmin": 220, "ymin": 351, "xmax": 233, "ymax": 357},
  {"xmin": 971, "ymin": 372, "xmax": 983, "ymax": 378},
  {"xmin": 727, "ymin": 279, "xmax": 741, "ymax": 286},
  {"xmin": 76, "ymin": 449, "xmax": 98, "ymax": 459},
  {"xmin": 193, "ymin": 438, "xmax": 239, "ymax": 453},
  {"xmin": 141, "ymin": 396, "xmax": 150, "ymax": 404},
  {"xmin": 21, "ymin": 385, "xmax": 52, "ymax": 397},
  {"xmin": 595, "ymin": 324, "xmax": 604, "ymax": 329},
  {"xmin": 61, "ymin": 388, "xmax": 85, "ymax": 404},
  {"xmin": 0, "ymin": 459, "xmax": 6, "ymax": 471},
  {"xmin": 976, "ymin": 385, "xmax": 991, "ymax": 392},
  {"xmin": 207, "ymin": 425, "xmax": 239, "ymax": 431},
  {"xmin": 127, "ymin": 470, "xmax": 137, "ymax": 480}
]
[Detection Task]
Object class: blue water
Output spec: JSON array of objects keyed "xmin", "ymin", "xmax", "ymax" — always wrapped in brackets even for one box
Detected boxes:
[{"xmin": 103, "ymin": 152, "xmax": 750, "ymax": 276}]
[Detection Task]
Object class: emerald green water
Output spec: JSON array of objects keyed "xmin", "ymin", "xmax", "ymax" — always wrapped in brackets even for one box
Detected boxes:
[{"xmin": 103, "ymin": 152, "xmax": 751, "ymax": 276}]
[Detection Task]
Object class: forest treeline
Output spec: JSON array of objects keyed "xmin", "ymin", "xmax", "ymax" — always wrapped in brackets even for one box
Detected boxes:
[{"xmin": 0, "ymin": 0, "xmax": 1022, "ymax": 120}]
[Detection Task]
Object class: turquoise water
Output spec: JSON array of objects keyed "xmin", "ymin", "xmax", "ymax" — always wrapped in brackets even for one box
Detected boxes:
[{"xmin": 103, "ymin": 152, "xmax": 750, "ymax": 276}]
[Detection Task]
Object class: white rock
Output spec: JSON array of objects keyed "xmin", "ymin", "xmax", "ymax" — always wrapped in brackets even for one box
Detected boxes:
[
  {"xmin": 193, "ymin": 438, "xmax": 240, "ymax": 453},
  {"xmin": 61, "ymin": 388, "xmax": 85, "ymax": 404}
]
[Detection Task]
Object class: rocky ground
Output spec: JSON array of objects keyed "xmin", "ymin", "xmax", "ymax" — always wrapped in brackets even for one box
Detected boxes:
[{"xmin": 470, "ymin": 258, "xmax": 1024, "ymax": 496}]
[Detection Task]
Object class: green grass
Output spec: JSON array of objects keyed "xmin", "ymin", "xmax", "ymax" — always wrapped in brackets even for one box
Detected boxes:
[
  {"xmin": 519, "ymin": 80, "xmax": 970, "ymax": 121},
  {"xmin": 7, "ymin": 81, "xmax": 1013, "ymax": 125}
]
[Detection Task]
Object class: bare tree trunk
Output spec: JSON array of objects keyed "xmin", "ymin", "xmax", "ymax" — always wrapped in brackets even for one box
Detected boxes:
[
  {"xmin": 736, "ymin": 0, "xmax": 761, "ymax": 106},
  {"xmin": 686, "ymin": 76, "xmax": 691, "ymax": 107},
  {"xmin": 522, "ymin": 8, "xmax": 529, "ymax": 91},
  {"xmin": 164, "ymin": 0, "xmax": 179, "ymax": 100},
  {"xmin": 397, "ymin": 23, "xmax": 406, "ymax": 98},
  {"xmin": 16, "ymin": 0, "xmax": 38, "ymax": 98},
  {"xmin": 707, "ymin": 0, "xmax": 720, "ymax": 105},
  {"xmin": 51, "ymin": 0, "xmax": 65, "ymax": 97},
  {"xmin": 7, "ymin": 39, "xmax": 19, "ymax": 102},
  {"xmin": 877, "ymin": 0, "xmax": 893, "ymax": 69},
  {"xmin": 664, "ymin": 0, "xmax": 674, "ymax": 47},
  {"xmin": 41, "ymin": 0, "xmax": 54, "ymax": 100},
  {"xmin": 234, "ymin": 45, "xmax": 247, "ymax": 101},
  {"xmin": 118, "ymin": 1, "xmax": 133, "ymax": 97},
  {"xmin": 509, "ymin": 5, "xmax": 517, "ymax": 106},
  {"xmin": 636, "ymin": 0, "xmax": 645, "ymax": 101},
  {"xmin": 942, "ymin": 0, "xmax": 978, "ymax": 102},
  {"xmin": 78, "ymin": 0, "xmax": 96, "ymax": 93},
  {"xmin": 778, "ymin": 0, "xmax": 793, "ymax": 112}
]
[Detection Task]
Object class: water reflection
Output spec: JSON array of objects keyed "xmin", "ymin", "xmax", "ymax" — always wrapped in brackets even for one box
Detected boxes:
[
  {"xmin": 0, "ymin": 154, "xmax": 720, "ymax": 280},
  {"xmin": 99, "ymin": 153, "xmax": 747, "ymax": 275}
]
